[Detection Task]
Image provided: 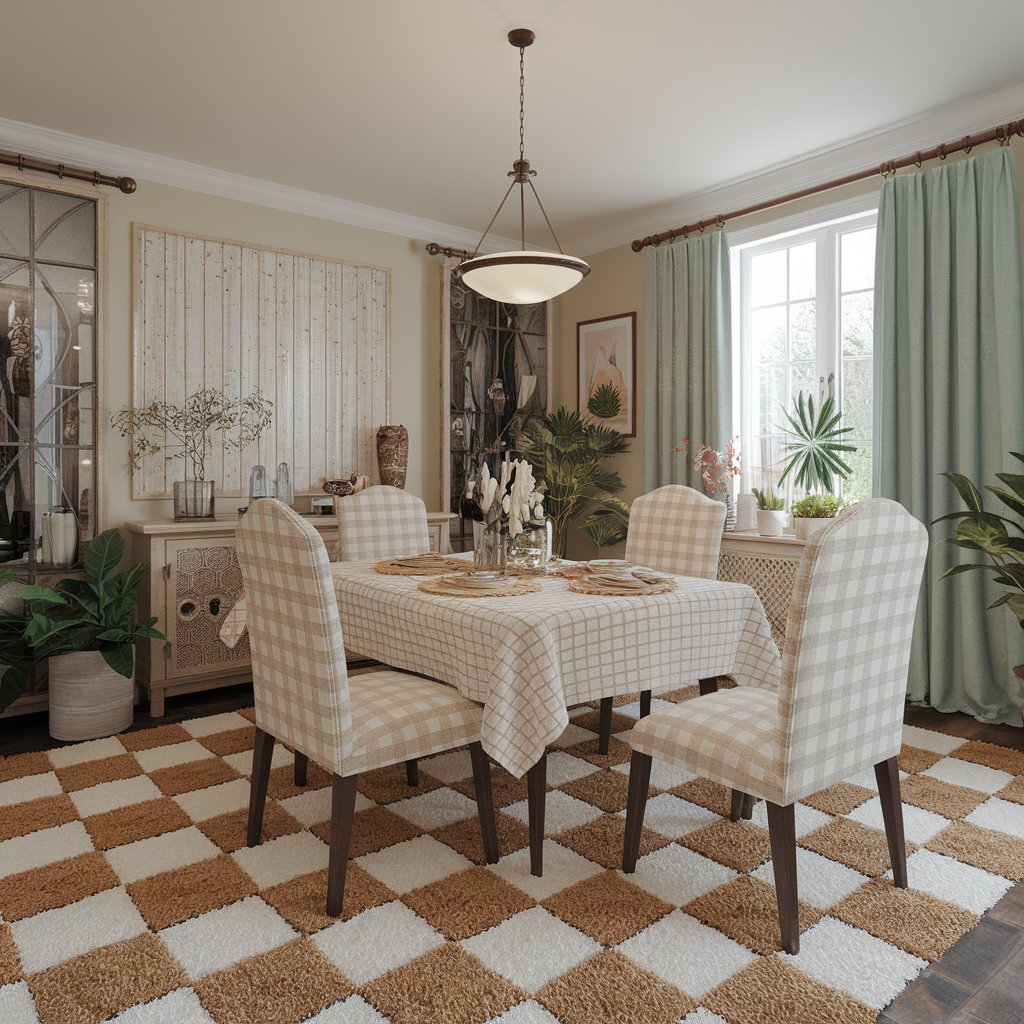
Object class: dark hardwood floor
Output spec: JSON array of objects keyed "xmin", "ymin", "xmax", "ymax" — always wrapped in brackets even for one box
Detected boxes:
[{"xmin": 2, "ymin": 692, "xmax": 1022, "ymax": 1022}]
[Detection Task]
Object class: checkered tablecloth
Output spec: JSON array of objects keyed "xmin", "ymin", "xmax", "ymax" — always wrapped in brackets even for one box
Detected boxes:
[{"xmin": 329, "ymin": 563, "xmax": 780, "ymax": 778}]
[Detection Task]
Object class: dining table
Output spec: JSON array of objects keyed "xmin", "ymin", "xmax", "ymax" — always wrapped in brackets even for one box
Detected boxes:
[{"xmin": 326, "ymin": 558, "xmax": 782, "ymax": 874}]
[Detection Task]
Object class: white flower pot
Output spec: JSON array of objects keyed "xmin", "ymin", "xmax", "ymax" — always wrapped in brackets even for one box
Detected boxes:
[
  {"xmin": 792, "ymin": 517, "xmax": 833, "ymax": 541},
  {"xmin": 48, "ymin": 650, "xmax": 134, "ymax": 742},
  {"xmin": 756, "ymin": 509, "xmax": 787, "ymax": 537}
]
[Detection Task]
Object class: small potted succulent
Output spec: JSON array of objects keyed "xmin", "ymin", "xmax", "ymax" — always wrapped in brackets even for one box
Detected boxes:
[
  {"xmin": 753, "ymin": 487, "xmax": 786, "ymax": 537},
  {"xmin": 791, "ymin": 493, "xmax": 841, "ymax": 541}
]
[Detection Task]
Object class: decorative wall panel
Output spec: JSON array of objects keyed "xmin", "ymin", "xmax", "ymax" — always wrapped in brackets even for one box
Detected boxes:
[{"xmin": 134, "ymin": 226, "xmax": 389, "ymax": 498}]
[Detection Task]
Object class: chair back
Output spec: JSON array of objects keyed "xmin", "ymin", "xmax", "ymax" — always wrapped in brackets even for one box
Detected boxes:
[
  {"xmin": 776, "ymin": 498, "xmax": 928, "ymax": 802},
  {"xmin": 625, "ymin": 484, "xmax": 726, "ymax": 578},
  {"xmin": 336, "ymin": 485, "xmax": 430, "ymax": 560},
  {"xmin": 237, "ymin": 499, "xmax": 352, "ymax": 768}
]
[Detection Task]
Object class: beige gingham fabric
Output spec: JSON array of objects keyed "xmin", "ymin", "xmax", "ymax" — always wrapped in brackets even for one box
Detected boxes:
[
  {"xmin": 335, "ymin": 485, "xmax": 431, "ymax": 560},
  {"xmin": 630, "ymin": 499, "xmax": 929, "ymax": 805},
  {"xmin": 625, "ymin": 485, "xmax": 727, "ymax": 578},
  {"xmin": 331, "ymin": 560, "xmax": 780, "ymax": 778},
  {"xmin": 236, "ymin": 500, "xmax": 483, "ymax": 777}
]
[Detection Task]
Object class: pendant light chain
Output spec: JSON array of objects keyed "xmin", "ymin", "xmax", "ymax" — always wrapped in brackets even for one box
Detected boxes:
[{"xmin": 519, "ymin": 45, "xmax": 526, "ymax": 164}]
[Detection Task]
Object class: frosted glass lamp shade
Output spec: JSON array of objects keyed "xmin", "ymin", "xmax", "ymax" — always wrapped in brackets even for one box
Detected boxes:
[{"xmin": 459, "ymin": 250, "xmax": 590, "ymax": 304}]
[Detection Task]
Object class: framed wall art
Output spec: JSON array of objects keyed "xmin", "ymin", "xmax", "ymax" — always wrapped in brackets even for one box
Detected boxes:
[{"xmin": 577, "ymin": 311, "xmax": 636, "ymax": 436}]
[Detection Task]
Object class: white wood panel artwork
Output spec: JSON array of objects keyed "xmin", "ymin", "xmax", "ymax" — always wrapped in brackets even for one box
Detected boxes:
[{"xmin": 133, "ymin": 226, "xmax": 390, "ymax": 498}]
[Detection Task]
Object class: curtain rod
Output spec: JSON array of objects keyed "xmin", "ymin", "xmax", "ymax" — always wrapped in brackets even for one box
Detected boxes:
[
  {"xmin": 632, "ymin": 117, "xmax": 1024, "ymax": 253},
  {"xmin": 0, "ymin": 148, "xmax": 137, "ymax": 194}
]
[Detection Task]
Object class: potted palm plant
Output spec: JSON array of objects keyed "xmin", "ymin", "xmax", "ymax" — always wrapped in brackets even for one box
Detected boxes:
[
  {"xmin": 516, "ymin": 407, "xmax": 630, "ymax": 557},
  {"xmin": 0, "ymin": 530, "xmax": 164, "ymax": 740}
]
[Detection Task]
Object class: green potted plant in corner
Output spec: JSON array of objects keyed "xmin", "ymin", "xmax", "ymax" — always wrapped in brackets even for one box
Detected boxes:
[
  {"xmin": 516, "ymin": 406, "xmax": 630, "ymax": 557},
  {"xmin": 791, "ymin": 493, "xmax": 842, "ymax": 541},
  {"xmin": 0, "ymin": 529, "xmax": 164, "ymax": 740},
  {"xmin": 752, "ymin": 486, "xmax": 786, "ymax": 537},
  {"xmin": 937, "ymin": 454, "xmax": 1024, "ymax": 684}
]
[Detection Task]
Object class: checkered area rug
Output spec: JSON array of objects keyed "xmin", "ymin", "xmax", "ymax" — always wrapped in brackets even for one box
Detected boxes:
[{"xmin": 2, "ymin": 689, "xmax": 1024, "ymax": 1024}]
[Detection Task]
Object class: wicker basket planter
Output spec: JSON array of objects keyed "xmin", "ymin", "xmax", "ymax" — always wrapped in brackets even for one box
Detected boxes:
[{"xmin": 48, "ymin": 650, "xmax": 134, "ymax": 742}]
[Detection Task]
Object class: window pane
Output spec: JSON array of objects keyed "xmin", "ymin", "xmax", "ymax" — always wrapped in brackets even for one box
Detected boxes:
[
  {"xmin": 34, "ymin": 191, "xmax": 96, "ymax": 267},
  {"xmin": 752, "ymin": 305, "xmax": 786, "ymax": 364},
  {"xmin": 844, "ymin": 445, "xmax": 872, "ymax": 502},
  {"xmin": 842, "ymin": 357, "xmax": 873, "ymax": 438},
  {"xmin": 789, "ymin": 300, "xmax": 815, "ymax": 361},
  {"xmin": 759, "ymin": 364, "xmax": 786, "ymax": 436},
  {"xmin": 842, "ymin": 292, "xmax": 873, "ymax": 357},
  {"xmin": 841, "ymin": 227, "xmax": 875, "ymax": 293},
  {"xmin": 751, "ymin": 249, "xmax": 786, "ymax": 307},
  {"xmin": 0, "ymin": 186, "xmax": 30, "ymax": 259},
  {"xmin": 789, "ymin": 242, "xmax": 816, "ymax": 301},
  {"xmin": 790, "ymin": 362, "xmax": 817, "ymax": 410}
]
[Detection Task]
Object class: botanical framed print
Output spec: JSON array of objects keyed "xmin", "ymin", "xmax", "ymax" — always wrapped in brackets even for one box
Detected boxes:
[{"xmin": 577, "ymin": 311, "xmax": 636, "ymax": 436}]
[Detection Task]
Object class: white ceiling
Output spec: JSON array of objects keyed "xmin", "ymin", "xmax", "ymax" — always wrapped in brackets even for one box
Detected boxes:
[{"xmin": 3, "ymin": 0, "xmax": 1024, "ymax": 254}]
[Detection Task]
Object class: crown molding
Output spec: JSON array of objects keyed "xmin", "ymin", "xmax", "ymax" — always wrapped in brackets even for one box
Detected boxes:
[
  {"xmin": 568, "ymin": 80, "xmax": 1024, "ymax": 257},
  {"xmin": 0, "ymin": 116, "xmax": 522, "ymax": 253}
]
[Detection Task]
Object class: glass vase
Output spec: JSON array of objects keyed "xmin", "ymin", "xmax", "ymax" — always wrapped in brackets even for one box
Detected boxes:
[
  {"xmin": 473, "ymin": 520, "xmax": 507, "ymax": 570},
  {"xmin": 508, "ymin": 519, "xmax": 551, "ymax": 571},
  {"xmin": 174, "ymin": 480, "xmax": 215, "ymax": 520}
]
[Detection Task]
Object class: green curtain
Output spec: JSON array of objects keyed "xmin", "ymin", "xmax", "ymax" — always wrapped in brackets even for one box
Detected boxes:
[
  {"xmin": 644, "ymin": 232, "xmax": 732, "ymax": 490},
  {"xmin": 875, "ymin": 147, "xmax": 1024, "ymax": 725}
]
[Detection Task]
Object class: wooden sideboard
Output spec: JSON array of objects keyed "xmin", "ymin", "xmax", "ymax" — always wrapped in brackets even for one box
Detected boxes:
[
  {"xmin": 718, "ymin": 530, "xmax": 806, "ymax": 648},
  {"xmin": 124, "ymin": 511, "xmax": 454, "ymax": 718}
]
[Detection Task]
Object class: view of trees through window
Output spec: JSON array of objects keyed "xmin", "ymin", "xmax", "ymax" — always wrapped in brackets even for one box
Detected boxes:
[{"xmin": 737, "ymin": 211, "xmax": 876, "ymax": 504}]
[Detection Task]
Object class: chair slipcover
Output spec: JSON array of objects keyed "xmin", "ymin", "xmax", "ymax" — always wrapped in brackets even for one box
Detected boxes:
[
  {"xmin": 335, "ymin": 485, "xmax": 430, "ymax": 560},
  {"xmin": 625, "ymin": 484, "xmax": 726, "ymax": 579}
]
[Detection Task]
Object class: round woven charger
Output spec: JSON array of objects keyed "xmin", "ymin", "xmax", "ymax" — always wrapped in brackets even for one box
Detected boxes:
[
  {"xmin": 568, "ymin": 575, "xmax": 677, "ymax": 596},
  {"xmin": 374, "ymin": 557, "xmax": 470, "ymax": 576},
  {"xmin": 417, "ymin": 575, "xmax": 542, "ymax": 598}
]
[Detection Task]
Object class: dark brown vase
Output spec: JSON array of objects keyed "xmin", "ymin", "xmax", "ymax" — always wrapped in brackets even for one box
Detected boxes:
[{"xmin": 376, "ymin": 424, "xmax": 409, "ymax": 488}]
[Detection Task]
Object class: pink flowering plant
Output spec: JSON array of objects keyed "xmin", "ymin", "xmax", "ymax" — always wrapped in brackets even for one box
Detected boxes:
[{"xmin": 674, "ymin": 437, "xmax": 741, "ymax": 496}]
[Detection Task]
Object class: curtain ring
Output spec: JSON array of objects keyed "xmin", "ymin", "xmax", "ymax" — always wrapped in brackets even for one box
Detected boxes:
[
  {"xmin": 697, "ymin": 220, "xmax": 705, "ymax": 234},
  {"xmin": 1014, "ymin": 120, "xmax": 1024, "ymax": 139},
  {"xmin": 17, "ymin": 154, "xmax": 24, "ymax": 172},
  {"xmin": 936, "ymin": 142, "xmax": 947, "ymax": 161},
  {"xmin": 715, "ymin": 214, "xmax": 725, "ymax": 229},
  {"xmin": 997, "ymin": 123, "xmax": 1011, "ymax": 146},
  {"xmin": 682, "ymin": 225, "xmax": 689, "ymax": 239},
  {"xmin": 879, "ymin": 160, "xmax": 896, "ymax": 179},
  {"xmin": 960, "ymin": 135, "xmax": 972, "ymax": 154},
  {"xmin": 93, "ymin": 171, "xmax": 100, "ymax": 187},
  {"xmin": 913, "ymin": 151, "xmax": 923, "ymax": 168},
  {"xmin": 57, "ymin": 163, "xmax": 65, "ymax": 179}
]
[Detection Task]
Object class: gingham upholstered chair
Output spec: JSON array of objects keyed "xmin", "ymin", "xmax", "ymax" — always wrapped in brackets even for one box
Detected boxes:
[
  {"xmin": 622, "ymin": 499, "xmax": 928, "ymax": 953},
  {"xmin": 593, "ymin": 485, "xmax": 727, "ymax": 752},
  {"xmin": 335, "ymin": 484, "xmax": 431, "ymax": 560},
  {"xmin": 237, "ymin": 499, "xmax": 498, "ymax": 915}
]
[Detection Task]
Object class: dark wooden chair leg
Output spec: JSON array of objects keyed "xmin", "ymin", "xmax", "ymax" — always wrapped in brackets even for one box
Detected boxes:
[
  {"xmin": 247, "ymin": 728, "xmax": 275, "ymax": 847},
  {"xmin": 730, "ymin": 789, "xmax": 747, "ymax": 821},
  {"xmin": 469, "ymin": 742, "xmax": 499, "ymax": 864},
  {"xmin": 742, "ymin": 793, "xmax": 756, "ymax": 819},
  {"xmin": 766, "ymin": 802, "xmax": 799, "ymax": 954},
  {"xmin": 405, "ymin": 759, "xmax": 419, "ymax": 787},
  {"xmin": 294, "ymin": 751, "xmax": 308, "ymax": 787},
  {"xmin": 527, "ymin": 752, "xmax": 547, "ymax": 877},
  {"xmin": 875, "ymin": 755, "xmax": 908, "ymax": 888},
  {"xmin": 598, "ymin": 697, "xmax": 613, "ymax": 754},
  {"xmin": 622, "ymin": 751, "xmax": 653, "ymax": 873},
  {"xmin": 698, "ymin": 676, "xmax": 719, "ymax": 696},
  {"xmin": 639, "ymin": 690, "xmax": 652, "ymax": 717},
  {"xmin": 326, "ymin": 773, "xmax": 359, "ymax": 916}
]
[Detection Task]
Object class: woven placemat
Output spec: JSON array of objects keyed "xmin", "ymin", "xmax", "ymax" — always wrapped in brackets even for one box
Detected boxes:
[
  {"xmin": 568, "ymin": 572, "xmax": 677, "ymax": 596},
  {"xmin": 374, "ymin": 556, "xmax": 471, "ymax": 576},
  {"xmin": 417, "ymin": 575, "xmax": 542, "ymax": 598}
]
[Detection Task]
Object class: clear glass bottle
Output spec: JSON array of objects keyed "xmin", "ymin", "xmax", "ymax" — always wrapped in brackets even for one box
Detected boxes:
[
  {"xmin": 508, "ymin": 518, "xmax": 550, "ymax": 571},
  {"xmin": 276, "ymin": 463, "xmax": 293, "ymax": 505}
]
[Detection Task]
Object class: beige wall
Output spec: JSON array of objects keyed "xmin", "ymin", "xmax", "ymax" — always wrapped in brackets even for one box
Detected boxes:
[{"xmin": 84, "ymin": 178, "xmax": 440, "ymax": 528}]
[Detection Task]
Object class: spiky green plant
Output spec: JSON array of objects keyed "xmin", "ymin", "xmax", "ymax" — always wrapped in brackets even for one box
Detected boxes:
[
  {"xmin": 777, "ymin": 391, "xmax": 856, "ymax": 493},
  {"xmin": 936, "ymin": 453, "xmax": 1024, "ymax": 631},
  {"xmin": 516, "ymin": 407, "xmax": 629, "ymax": 556},
  {"xmin": 752, "ymin": 486, "xmax": 785, "ymax": 511},
  {"xmin": 587, "ymin": 382, "xmax": 623, "ymax": 420}
]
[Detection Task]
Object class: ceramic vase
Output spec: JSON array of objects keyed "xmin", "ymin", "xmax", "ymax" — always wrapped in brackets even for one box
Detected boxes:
[{"xmin": 376, "ymin": 424, "xmax": 409, "ymax": 488}]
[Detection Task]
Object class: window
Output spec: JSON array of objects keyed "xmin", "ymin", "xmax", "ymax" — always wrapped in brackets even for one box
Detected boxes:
[{"xmin": 734, "ymin": 207, "xmax": 877, "ymax": 502}]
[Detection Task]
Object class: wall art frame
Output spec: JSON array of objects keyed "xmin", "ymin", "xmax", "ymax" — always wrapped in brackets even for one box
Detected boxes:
[{"xmin": 577, "ymin": 311, "xmax": 636, "ymax": 437}]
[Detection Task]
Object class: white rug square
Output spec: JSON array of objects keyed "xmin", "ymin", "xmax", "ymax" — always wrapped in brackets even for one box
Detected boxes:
[
  {"xmin": 417, "ymin": 748, "xmax": 473, "ymax": 783},
  {"xmin": 0, "ymin": 771, "xmax": 61, "ymax": 808},
  {"xmin": 70, "ymin": 775, "xmax": 163, "ymax": 818},
  {"xmin": 46, "ymin": 736, "xmax": 126, "ymax": 768},
  {"xmin": 966, "ymin": 797, "xmax": 1024, "ymax": 839},
  {"xmin": 612, "ymin": 759, "xmax": 697, "ymax": 790},
  {"xmin": 305, "ymin": 994, "xmax": 388, "ymax": 1023},
  {"xmin": 625, "ymin": 844, "xmax": 738, "ymax": 906},
  {"xmin": 173, "ymin": 779, "xmax": 252, "ymax": 822},
  {"xmin": 222, "ymin": 744, "xmax": 290, "ymax": 777},
  {"xmin": 922, "ymin": 757, "xmax": 1014, "ymax": 794},
  {"xmin": 628, "ymin": 794, "xmax": 719, "ymax": 838},
  {"xmin": 11, "ymin": 887, "xmax": 147, "ymax": 974},
  {"xmin": 277, "ymin": 787, "xmax": 373, "ymax": 827},
  {"xmin": 463, "ymin": 907, "xmax": 600, "ymax": 992},
  {"xmin": 616, "ymin": 697, "xmax": 675, "ymax": 720},
  {"xmin": 0, "ymin": 820, "xmax": 94, "ymax": 879},
  {"xmin": 549, "ymin": 724, "xmax": 597, "ymax": 749},
  {"xmin": 781, "ymin": 916, "xmax": 926, "ymax": 1009},
  {"xmin": 105, "ymin": 826, "xmax": 221, "ymax": 884},
  {"xmin": 750, "ymin": 800, "xmax": 833, "ymax": 838},
  {"xmin": 679, "ymin": 1009, "xmax": 730, "ymax": 1024},
  {"xmin": 752, "ymin": 848, "xmax": 868, "ymax": 910},
  {"xmin": 387, "ymin": 787, "xmax": 479, "ymax": 829},
  {"xmin": 617, "ymin": 910, "xmax": 756, "ymax": 997},
  {"xmin": 901, "ymin": 725, "xmax": 967, "ymax": 755},
  {"xmin": 492, "ymin": 841, "xmax": 603, "ymax": 901},
  {"xmin": 544, "ymin": 752, "xmax": 599, "ymax": 787},
  {"xmin": 108, "ymin": 987, "xmax": 216, "ymax": 1023},
  {"xmin": 158, "ymin": 896, "xmax": 296, "ymax": 980},
  {"xmin": 357, "ymin": 835, "xmax": 472, "ymax": 893},
  {"xmin": 849, "ymin": 797, "xmax": 950, "ymax": 843},
  {"xmin": 180, "ymin": 711, "xmax": 251, "ymax": 737},
  {"xmin": 133, "ymin": 740, "xmax": 215, "ymax": 774},
  {"xmin": 486, "ymin": 999, "xmax": 562, "ymax": 1024},
  {"xmin": 504, "ymin": 791, "xmax": 603, "ymax": 833},
  {"xmin": 0, "ymin": 981, "xmax": 40, "ymax": 1024},
  {"xmin": 312, "ymin": 901, "xmax": 443, "ymax": 985},
  {"xmin": 896, "ymin": 849, "xmax": 1013, "ymax": 914},
  {"xmin": 231, "ymin": 831, "xmax": 329, "ymax": 888}
]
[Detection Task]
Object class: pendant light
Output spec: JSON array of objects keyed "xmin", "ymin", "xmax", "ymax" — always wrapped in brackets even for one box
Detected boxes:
[{"xmin": 457, "ymin": 28, "xmax": 590, "ymax": 305}]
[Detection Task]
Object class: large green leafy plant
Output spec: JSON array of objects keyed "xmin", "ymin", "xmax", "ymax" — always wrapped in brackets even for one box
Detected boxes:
[
  {"xmin": 0, "ymin": 529, "xmax": 164, "ymax": 713},
  {"xmin": 516, "ymin": 407, "xmax": 630, "ymax": 556},
  {"xmin": 778, "ymin": 391, "xmax": 856, "ymax": 493},
  {"xmin": 937, "ymin": 454, "xmax": 1024, "ymax": 631}
]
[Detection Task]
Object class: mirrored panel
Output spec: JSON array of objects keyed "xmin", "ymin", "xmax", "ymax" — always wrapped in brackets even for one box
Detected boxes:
[{"xmin": 0, "ymin": 186, "xmax": 30, "ymax": 260}]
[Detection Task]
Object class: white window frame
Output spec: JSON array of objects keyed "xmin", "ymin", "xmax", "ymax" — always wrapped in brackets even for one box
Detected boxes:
[{"xmin": 729, "ymin": 194, "xmax": 879, "ymax": 499}]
